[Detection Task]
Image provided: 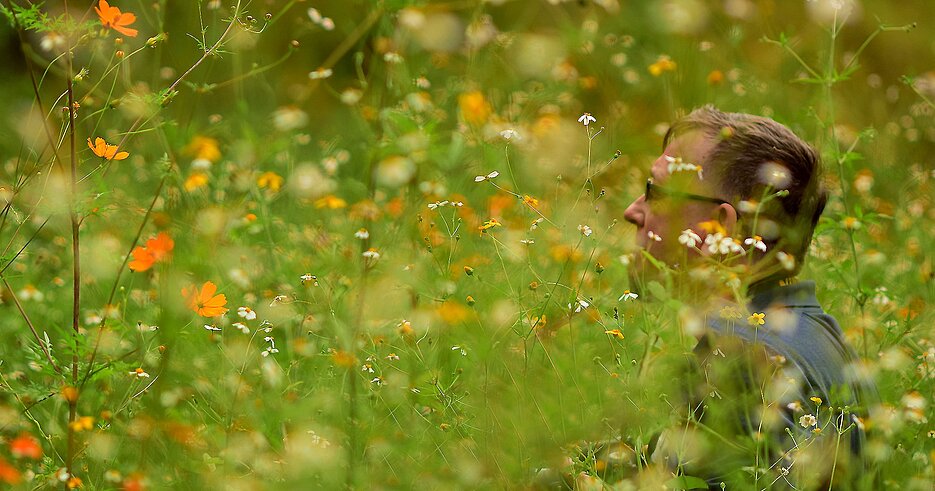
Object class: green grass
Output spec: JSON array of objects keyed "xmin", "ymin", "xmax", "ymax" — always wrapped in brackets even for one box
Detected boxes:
[{"xmin": 0, "ymin": 0, "xmax": 931, "ymax": 489}]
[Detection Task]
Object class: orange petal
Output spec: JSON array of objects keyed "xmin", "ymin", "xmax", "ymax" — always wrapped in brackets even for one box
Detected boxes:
[
  {"xmin": 181, "ymin": 286, "xmax": 198, "ymax": 312},
  {"xmin": 147, "ymin": 233, "xmax": 174, "ymax": 260},
  {"xmin": 116, "ymin": 12, "xmax": 136, "ymax": 26},
  {"xmin": 113, "ymin": 151, "xmax": 130, "ymax": 160},
  {"xmin": 204, "ymin": 294, "xmax": 227, "ymax": 309},
  {"xmin": 113, "ymin": 24, "xmax": 138, "ymax": 37},
  {"xmin": 128, "ymin": 246, "xmax": 154, "ymax": 272},
  {"xmin": 199, "ymin": 281, "xmax": 217, "ymax": 302},
  {"xmin": 91, "ymin": 137, "xmax": 107, "ymax": 157}
]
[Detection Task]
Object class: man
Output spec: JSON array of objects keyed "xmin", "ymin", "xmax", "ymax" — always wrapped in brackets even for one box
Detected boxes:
[{"xmin": 534, "ymin": 107, "xmax": 874, "ymax": 489}]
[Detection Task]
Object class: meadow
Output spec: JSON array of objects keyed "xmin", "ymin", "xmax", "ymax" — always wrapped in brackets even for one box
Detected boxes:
[{"xmin": 0, "ymin": 0, "xmax": 931, "ymax": 489}]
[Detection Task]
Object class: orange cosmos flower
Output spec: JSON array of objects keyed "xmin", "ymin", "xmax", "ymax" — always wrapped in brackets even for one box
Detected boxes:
[
  {"xmin": 95, "ymin": 0, "xmax": 138, "ymax": 37},
  {"xmin": 182, "ymin": 281, "xmax": 229, "ymax": 317},
  {"xmin": 87, "ymin": 137, "xmax": 129, "ymax": 160},
  {"xmin": 129, "ymin": 232, "xmax": 174, "ymax": 272},
  {"xmin": 9, "ymin": 434, "xmax": 42, "ymax": 460},
  {"xmin": 0, "ymin": 458, "xmax": 21, "ymax": 485}
]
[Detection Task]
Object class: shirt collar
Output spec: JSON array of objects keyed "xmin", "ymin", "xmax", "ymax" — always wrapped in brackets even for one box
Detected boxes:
[{"xmin": 748, "ymin": 280, "xmax": 822, "ymax": 310}]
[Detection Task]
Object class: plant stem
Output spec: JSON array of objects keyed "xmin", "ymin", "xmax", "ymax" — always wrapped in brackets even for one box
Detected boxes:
[{"xmin": 1, "ymin": 277, "xmax": 62, "ymax": 374}]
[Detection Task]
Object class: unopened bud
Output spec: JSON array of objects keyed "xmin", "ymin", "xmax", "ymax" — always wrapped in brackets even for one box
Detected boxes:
[
  {"xmin": 115, "ymin": 50, "xmax": 124, "ymax": 59},
  {"xmin": 463, "ymin": 266, "xmax": 474, "ymax": 276},
  {"xmin": 146, "ymin": 33, "xmax": 167, "ymax": 47}
]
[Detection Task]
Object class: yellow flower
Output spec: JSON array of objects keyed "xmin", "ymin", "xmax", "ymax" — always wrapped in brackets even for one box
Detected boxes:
[
  {"xmin": 314, "ymin": 195, "xmax": 347, "ymax": 209},
  {"xmin": 183, "ymin": 172, "xmax": 209, "ymax": 191},
  {"xmin": 257, "ymin": 171, "xmax": 283, "ymax": 192},
  {"xmin": 68, "ymin": 416, "xmax": 94, "ymax": 432},
  {"xmin": 747, "ymin": 312, "xmax": 766, "ymax": 326},
  {"xmin": 648, "ymin": 55, "xmax": 677, "ymax": 76},
  {"xmin": 458, "ymin": 91, "xmax": 491, "ymax": 125},
  {"xmin": 478, "ymin": 218, "xmax": 501, "ymax": 232},
  {"xmin": 604, "ymin": 329, "xmax": 624, "ymax": 340},
  {"xmin": 183, "ymin": 136, "xmax": 221, "ymax": 162},
  {"xmin": 67, "ymin": 476, "xmax": 83, "ymax": 489},
  {"xmin": 810, "ymin": 396, "xmax": 823, "ymax": 406},
  {"xmin": 87, "ymin": 137, "xmax": 129, "ymax": 160},
  {"xmin": 437, "ymin": 302, "xmax": 470, "ymax": 324},
  {"xmin": 707, "ymin": 69, "xmax": 724, "ymax": 85},
  {"xmin": 522, "ymin": 195, "xmax": 539, "ymax": 207},
  {"xmin": 61, "ymin": 386, "xmax": 79, "ymax": 402},
  {"xmin": 842, "ymin": 216, "xmax": 862, "ymax": 230},
  {"xmin": 697, "ymin": 220, "xmax": 727, "ymax": 235},
  {"xmin": 332, "ymin": 350, "xmax": 357, "ymax": 368},
  {"xmin": 397, "ymin": 320, "xmax": 414, "ymax": 336}
]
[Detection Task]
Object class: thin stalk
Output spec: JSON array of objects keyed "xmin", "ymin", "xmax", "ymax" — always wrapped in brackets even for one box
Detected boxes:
[
  {"xmin": 61, "ymin": 1, "xmax": 82, "ymax": 481},
  {"xmin": 2, "ymin": 277, "xmax": 62, "ymax": 374}
]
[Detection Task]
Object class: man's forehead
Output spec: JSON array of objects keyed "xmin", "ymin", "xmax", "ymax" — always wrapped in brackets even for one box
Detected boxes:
[
  {"xmin": 653, "ymin": 130, "xmax": 716, "ymax": 178},
  {"xmin": 664, "ymin": 130, "xmax": 714, "ymax": 160}
]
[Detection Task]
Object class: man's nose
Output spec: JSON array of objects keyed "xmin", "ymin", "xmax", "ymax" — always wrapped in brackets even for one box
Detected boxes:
[{"xmin": 624, "ymin": 196, "xmax": 645, "ymax": 227}]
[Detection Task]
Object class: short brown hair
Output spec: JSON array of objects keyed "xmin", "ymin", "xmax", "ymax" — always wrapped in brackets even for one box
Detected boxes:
[{"xmin": 664, "ymin": 106, "xmax": 827, "ymax": 272}]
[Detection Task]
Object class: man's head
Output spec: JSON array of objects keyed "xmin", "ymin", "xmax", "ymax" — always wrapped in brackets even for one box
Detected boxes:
[{"xmin": 624, "ymin": 106, "xmax": 827, "ymax": 282}]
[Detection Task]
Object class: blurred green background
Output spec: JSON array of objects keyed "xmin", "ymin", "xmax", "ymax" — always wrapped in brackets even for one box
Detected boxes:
[{"xmin": 0, "ymin": 0, "xmax": 931, "ymax": 489}]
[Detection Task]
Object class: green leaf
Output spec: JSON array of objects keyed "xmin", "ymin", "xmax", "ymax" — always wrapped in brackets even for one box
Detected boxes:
[{"xmin": 646, "ymin": 281, "xmax": 668, "ymax": 302}]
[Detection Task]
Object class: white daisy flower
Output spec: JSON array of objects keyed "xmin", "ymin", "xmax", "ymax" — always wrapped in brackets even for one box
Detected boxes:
[
  {"xmin": 618, "ymin": 290, "xmax": 639, "ymax": 301},
  {"xmin": 577, "ymin": 113, "xmax": 597, "ymax": 126},
  {"xmin": 678, "ymin": 229, "xmax": 702, "ymax": 248},
  {"xmin": 237, "ymin": 306, "xmax": 257, "ymax": 320},
  {"xmin": 744, "ymin": 235, "xmax": 767, "ymax": 252}
]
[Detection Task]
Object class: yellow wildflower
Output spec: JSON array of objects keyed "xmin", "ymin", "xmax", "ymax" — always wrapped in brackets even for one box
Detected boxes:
[
  {"xmin": 69, "ymin": 416, "xmax": 94, "ymax": 432},
  {"xmin": 458, "ymin": 91, "xmax": 491, "ymax": 125},
  {"xmin": 257, "ymin": 171, "xmax": 283, "ymax": 191},
  {"xmin": 183, "ymin": 172, "xmax": 209, "ymax": 191},
  {"xmin": 478, "ymin": 218, "xmax": 501, "ymax": 232},
  {"xmin": 698, "ymin": 220, "xmax": 727, "ymax": 235},
  {"xmin": 183, "ymin": 136, "xmax": 221, "ymax": 162},
  {"xmin": 747, "ymin": 312, "xmax": 766, "ymax": 326},
  {"xmin": 522, "ymin": 195, "xmax": 539, "ymax": 207},
  {"xmin": 314, "ymin": 195, "xmax": 347, "ymax": 209},
  {"xmin": 604, "ymin": 329, "xmax": 624, "ymax": 340},
  {"xmin": 648, "ymin": 55, "xmax": 677, "ymax": 76}
]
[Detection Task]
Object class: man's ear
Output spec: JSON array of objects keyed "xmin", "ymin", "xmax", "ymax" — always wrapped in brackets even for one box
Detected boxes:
[{"xmin": 717, "ymin": 203, "xmax": 738, "ymax": 236}]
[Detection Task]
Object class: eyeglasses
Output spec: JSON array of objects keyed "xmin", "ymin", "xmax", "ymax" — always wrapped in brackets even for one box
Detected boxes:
[{"xmin": 645, "ymin": 178, "xmax": 730, "ymax": 205}]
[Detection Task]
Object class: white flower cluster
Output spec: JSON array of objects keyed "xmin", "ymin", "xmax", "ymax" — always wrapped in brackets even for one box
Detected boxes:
[
  {"xmin": 308, "ymin": 8, "xmax": 335, "ymax": 30},
  {"xmin": 474, "ymin": 171, "xmax": 500, "ymax": 182},
  {"xmin": 704, "ymin": 233, "xmax": 744, "ymax": 255},
  {"xmin": 262, "ymin": 336, "xmax": 280, "ymax": 357},
  {"xmin": 427, "ymin": 199, "xmax": 465, "ymax": 210},
  {"xmin": 665, "ymin": 156, "xmax": 704, "ymax": 179}
]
